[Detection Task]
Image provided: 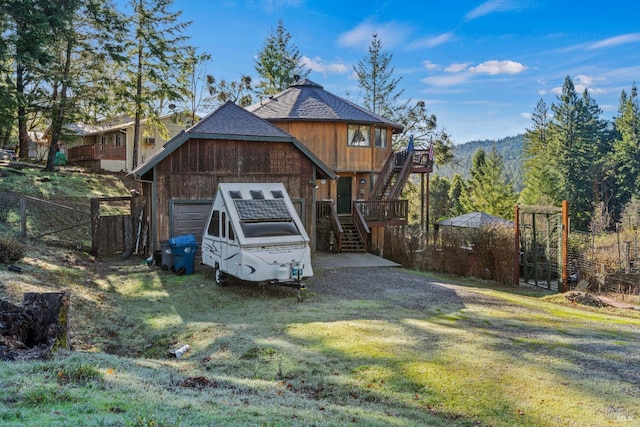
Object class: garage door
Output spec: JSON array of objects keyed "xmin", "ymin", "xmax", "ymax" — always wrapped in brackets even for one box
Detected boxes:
[{"xmin": 170, "ymin": 200, "xmax": 213, "ymax": 248}]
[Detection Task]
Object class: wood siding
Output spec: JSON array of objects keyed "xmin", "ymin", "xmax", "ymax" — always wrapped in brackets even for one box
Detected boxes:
[
  {"xmin": 150, "ymin": 138, "xmax": 316, "ymax": 250},
  {"xmin": 272, "ymin": 121, "xmax": 392, "ymax": 173}
]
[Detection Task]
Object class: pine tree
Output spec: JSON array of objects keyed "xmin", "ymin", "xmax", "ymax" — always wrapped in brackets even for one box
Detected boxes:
[
  {"xmin": 353, "ymin": 33, "xmax": 403, "ymax": 118},
  {"xmin": 119, "ymin": 0, "xmax": 193, "ymax": 169},
  {"xmin": 1, "ymin": 0, "xmax": 55, "ymax": 160},
  {"xmin": 613, "ymin": 84, "xmax": 640, "ymax": 209},
  {"xmin": 44, "ymin": 0, "xmax": 126, "ymax": 171},
  {"xmin": 354, "ymin": 34, "xmax": 453, "ymax": 162},
  {"xmin": 254, "ymin": 20, "xmax": 308, "ymax": 97},
  {"xmin": 520, "ymin": 98, "xmax": 563, "ymax": 205},
  {"xmin": 429, "ymin": 174, "xmax": 453, "ymax": 222},
  {"xmin": 460, "ymin": 147, "xmax": 517, "ymax": 219}
]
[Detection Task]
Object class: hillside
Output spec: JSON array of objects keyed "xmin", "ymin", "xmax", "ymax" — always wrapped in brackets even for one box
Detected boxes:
[{"xmin": 434, "ymin": 134, "xmax": 524, "ymax": 191}]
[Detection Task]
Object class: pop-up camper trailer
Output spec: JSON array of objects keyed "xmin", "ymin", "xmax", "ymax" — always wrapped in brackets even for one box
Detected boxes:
[{"xmin": 202, "ymin": 183, "xmax": 312, "ymax": 288}]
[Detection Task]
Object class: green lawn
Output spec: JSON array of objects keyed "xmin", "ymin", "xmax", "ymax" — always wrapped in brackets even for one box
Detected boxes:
[{"xmin": 1, "ymin": 250, "xmax": 639, "ymax": 426}]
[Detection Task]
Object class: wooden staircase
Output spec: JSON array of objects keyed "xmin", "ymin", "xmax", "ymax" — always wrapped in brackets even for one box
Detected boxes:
[{"xmin": 339, "ymin": 217, "xmax": 366, "ymax": 252}]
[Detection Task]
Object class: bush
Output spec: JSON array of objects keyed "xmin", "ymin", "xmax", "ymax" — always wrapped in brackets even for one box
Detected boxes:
[{"xmin": 0, "ymin": 235, "xmax": 26, "ymax": 263}]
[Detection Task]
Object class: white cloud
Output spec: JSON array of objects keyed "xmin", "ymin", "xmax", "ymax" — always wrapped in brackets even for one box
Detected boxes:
[
  {"xmin": 588, "ymin": 33, "xmax": 640, "ymax": 50},
  {"xmin": 408, "ymin": 32, "xmax": 454, "ymax": 49},
  {"xmin": 445, "ymin": 63, "xmax": 470, "ymax": 73},
  {"xmin": 337, "ymin": 21, "xmax": 408, "ymax": 50},
  {"xmin": 521, "ymin": 112, "xmax": 532, "ymax": 120},
  {"xmin": 422, "ymin": 73, "xmax": 472, "ymax": 87},
  {"xmin": 301, "ymin": 56, "xmax": 349, "ymax": 74},
  {"xmin": 469, "ymin": 60, "xmax": 526, "ymax": 75},
  {"xmin": 464, "ymin": 0, "xmax": 521, "ymax": 21},
  {"xmin": 422, "ymin": 60, "xmax": 441, "ymax": 71}
]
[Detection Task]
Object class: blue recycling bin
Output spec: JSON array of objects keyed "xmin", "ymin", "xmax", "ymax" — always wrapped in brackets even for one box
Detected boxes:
[{"xmin": 169, "ymin": 234, "xmax": 198, "ymax": 275}]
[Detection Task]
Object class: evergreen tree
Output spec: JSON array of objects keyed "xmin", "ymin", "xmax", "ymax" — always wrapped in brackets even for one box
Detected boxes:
[
  {"xmin": 613, "ymin": 84, "xmax": 640, "ymax": 210},
  {"xmin": 118, "ymin": 0, "xmax": 193, "ymax": 169},
  {"xmin": 550, "ymin": 76, "xmax": 609, "ymax": 230},
  {"xmin": 354, "ymin": 34, "xmax": 453, "ymax": 163},
  {"xmin": 520, "ymin": 98, "xmax": 562, "ymax": 205},
  {"xmin": 448, "ymin": 174, "xmax": 466, "ymax": 216},
  {"xmin": 254, "ymin": 20, "xmax": 308, "ymax": 97},
  {"xmin": 353, "ymin": 33, "xmax": 403, "ymax": 118},
  {"xmin": 1, "ymin": 0, "xmax": 55, "ymax": 160},
  {"xmin": 44, "ymin": 0, "xmax": 126, "ymax": 171},
  {"xmin": 460, "ymin": 147, "xmax": 517, "ymax": 219},
  {"xmin": 429, "ymin": 174, "xmax": 452, "ymax": 222}
]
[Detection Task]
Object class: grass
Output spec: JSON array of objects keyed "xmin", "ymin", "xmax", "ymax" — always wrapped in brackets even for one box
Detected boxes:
[
  {"xmin": 1, "ymin": 167, "xmax": 640, "ymax": 426},
  {"xmin": 2, "ymin": 252, "xmax": 639, "ymax": 426}
]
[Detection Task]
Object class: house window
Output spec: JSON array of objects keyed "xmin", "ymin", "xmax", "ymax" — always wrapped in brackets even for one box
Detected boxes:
[
  {"xmin": 375, "ymin": 127, "xmax": 387, "ymax": 148},
  {"xmin": 347, "ymin": 124, "xmax": 370, "ymax": 147},
  {"xmin": 115, "ymin": 133, "xmax": 124, "ymax": 146},
  {"xmin": 99, "ymin": 135, "xmax": 107, "ymax": 145}
]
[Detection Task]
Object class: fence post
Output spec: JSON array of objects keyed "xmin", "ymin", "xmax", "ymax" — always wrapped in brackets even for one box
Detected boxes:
[
  {"xmin": 561, "ymin": 200, "xmax": 569, "ymax": 292},
  {"xmin": 514, "ymin": 205, "xmax": 520, "ymax": 286},
  {"xmin": 91, "ymin": 198, "xmax": 100, "ymax": 255},
  {"xmin": 20, "ymin": 198, "xmax": 26, "ymax": 237}
]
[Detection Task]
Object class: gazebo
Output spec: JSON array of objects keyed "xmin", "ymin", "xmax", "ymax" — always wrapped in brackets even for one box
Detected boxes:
[{"xmin": 434, "ymin": 212, "xmax": 514, "ymax": 230}]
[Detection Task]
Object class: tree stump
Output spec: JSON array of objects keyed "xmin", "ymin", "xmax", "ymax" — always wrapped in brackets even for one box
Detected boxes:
[{"xmin": 0, "ymin": 292, "xmax": 70, "ymax": 360}]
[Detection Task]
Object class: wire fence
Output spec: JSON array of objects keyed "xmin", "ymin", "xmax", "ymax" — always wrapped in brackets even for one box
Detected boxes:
[
  {"xmin": 0, "ymin": 192, "xmax": 92, "ymax": 250},
  {"xmin": 384, "ymin": 223, "xmax": 640, "ymax": 296}
]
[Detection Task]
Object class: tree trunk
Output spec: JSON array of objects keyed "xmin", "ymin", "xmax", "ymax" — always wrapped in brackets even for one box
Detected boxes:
[
  {"xmin": 45, "ymin": 38, "xmax": 73, "ymax": 172},
  {"xmin": 0, "ymin": 292, "xmax": 71, "ymax": 361}
]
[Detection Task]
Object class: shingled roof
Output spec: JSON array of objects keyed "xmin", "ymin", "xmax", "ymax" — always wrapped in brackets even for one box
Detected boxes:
[
  {"xmin": 246, "ymin": 78, "xmax": 403, "ymax": 131},
  {"xmin": 190, "ymin": 100, "xmax": 293, "ymax": 138},
  {"xmin": 131, "ymin": 101, "xmax": 335, "ymax": 179}
]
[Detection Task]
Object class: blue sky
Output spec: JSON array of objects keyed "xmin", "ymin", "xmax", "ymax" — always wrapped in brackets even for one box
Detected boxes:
[{"xmin": 175, "ymin": 0, "xmax": 640, "ymax": 144}]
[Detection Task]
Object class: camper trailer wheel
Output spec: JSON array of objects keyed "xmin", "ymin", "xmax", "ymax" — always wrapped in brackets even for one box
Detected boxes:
[{"xmin": 214, "ymin": 268, "xmax": 227, "ymax": 286}]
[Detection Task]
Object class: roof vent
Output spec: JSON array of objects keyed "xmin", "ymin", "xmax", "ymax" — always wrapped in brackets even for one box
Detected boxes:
[{"xmin": 293, "ymin": 74, "xmax": 300, "ymax": 83}]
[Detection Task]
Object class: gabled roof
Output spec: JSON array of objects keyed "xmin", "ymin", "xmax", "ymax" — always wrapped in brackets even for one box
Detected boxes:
[
  {"xmin": 435, "ymin": 212, "xmax": 514, "ymax": 229},
  {"xmin": 246, "ymin": 78, "xmax": 403, "ymax": 131},
  {"xmin": 190, "ymin": 100, "xmax": 293, "ymax": 138},
  {"xmin": 131, "ymin": 101, "xmax": 336, "ymax": 179}
]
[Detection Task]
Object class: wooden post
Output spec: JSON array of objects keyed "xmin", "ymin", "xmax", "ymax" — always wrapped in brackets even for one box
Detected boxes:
[
  {"xmin": 91, "ymin": 198, "xmax": 100, "ymax": 255},
  {"xmin": 514, "ymin": 205, "xmax": 520, "ymax": 286},
  {"xmin": 624, "ymin": 241, "xmax": 631, "ymax": 274},
  {"xmin": 20, "ymin": 198, "xmax": 26, "ymax": 237},
  {"xmin": 561, "ymin": 200, "xmax": 569, "ymax": 292}
]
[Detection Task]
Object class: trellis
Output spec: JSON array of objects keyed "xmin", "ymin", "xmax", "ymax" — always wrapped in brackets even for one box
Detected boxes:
[{"xmin": 515, "ymin": 202, "xmax": 569, "ymax": 291}]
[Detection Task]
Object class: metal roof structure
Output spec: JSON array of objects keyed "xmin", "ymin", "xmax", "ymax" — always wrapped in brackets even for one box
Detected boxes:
[{"xmin": 435, "ymin": 212, "xmax": 514, "ymax": 229}]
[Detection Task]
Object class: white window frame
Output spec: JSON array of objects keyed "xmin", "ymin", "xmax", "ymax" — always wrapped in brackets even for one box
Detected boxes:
[{"xmin": 347, "ymin": 124, "xmax": 371, "ymax": 147}]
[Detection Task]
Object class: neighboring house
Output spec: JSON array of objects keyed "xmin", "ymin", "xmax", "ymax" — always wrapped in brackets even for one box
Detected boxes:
[
  {"xmin": 247, "ymin": 78, "xmax": 433, "ymax": 254},
  {"xmin": 131, "ymin": 101, "xmax": 336, "ymax": 254},
  {"xmin": 66, "ymin": 112, "xmax": 196, "ymax": 172}
]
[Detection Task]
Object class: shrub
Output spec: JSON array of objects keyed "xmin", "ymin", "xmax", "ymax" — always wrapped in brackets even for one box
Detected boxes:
[{"xmin": 0, "ymin": 235, "xmax": 25, "ymax": 263}]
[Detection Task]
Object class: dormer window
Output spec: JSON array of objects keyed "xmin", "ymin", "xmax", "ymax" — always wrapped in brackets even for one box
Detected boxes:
[{"xmin": 347, "ymin": 124, "xmax": 370, "ymax": 147}]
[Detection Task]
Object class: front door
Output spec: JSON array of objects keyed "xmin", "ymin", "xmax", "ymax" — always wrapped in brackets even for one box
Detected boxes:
[{"xmin": 337, "ymin": 177, "xmax": 352, "ymax": 214}]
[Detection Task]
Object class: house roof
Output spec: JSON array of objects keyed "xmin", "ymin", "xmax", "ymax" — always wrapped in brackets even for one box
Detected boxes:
[
  {"xmin": 435, "ymin": 212, "xmax": 514, "ymax": 229},
  {"xmin": 66, "ymin": 111, "xmax": 194, "ymax": 137},
  {"xmin": 131, "ymin": 101, "xmax": 336, "ymax": 179},
  {"xmin": 246, "ymin": 78, "xmax": 404, "ymax": 132}
]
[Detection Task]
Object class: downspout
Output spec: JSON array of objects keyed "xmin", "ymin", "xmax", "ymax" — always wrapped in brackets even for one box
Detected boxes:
[{"xmin": 311, "ymin": 167, "xmax": 317, "ymax": 252}]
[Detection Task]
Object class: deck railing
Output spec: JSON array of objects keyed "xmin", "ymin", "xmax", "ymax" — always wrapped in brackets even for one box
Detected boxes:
[
  {"xmin": 354, "ymin": 199, "xmax": 408, "ymax": 224},
  {"xmin": 316, "ymin": 200, "xmax": 343, "ymax": 250},
  {"xmin": 68, "ymin": 144, "xmax": 126, "ymax": 162}
]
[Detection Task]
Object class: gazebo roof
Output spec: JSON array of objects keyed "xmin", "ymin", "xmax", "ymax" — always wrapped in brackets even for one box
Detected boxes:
[{"xmin": 435, "ymin": 212, "xmax": 514, "ymax": 229}]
